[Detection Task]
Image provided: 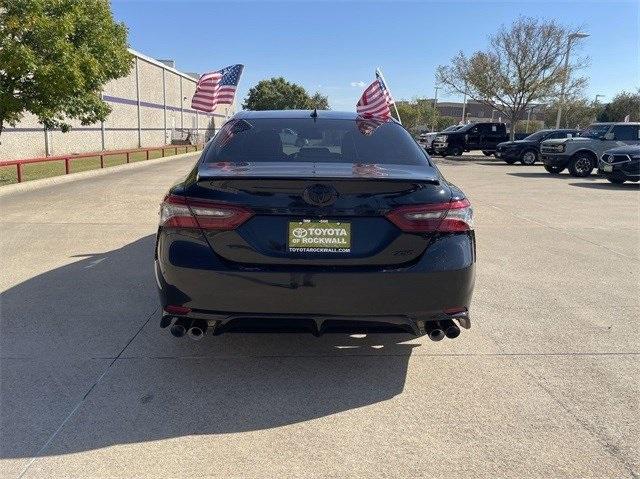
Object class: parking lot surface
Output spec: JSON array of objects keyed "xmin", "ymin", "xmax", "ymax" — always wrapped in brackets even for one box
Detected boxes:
[{"xmin": 1, "ymin": 154, "xmax": 638, "ymax": 478}]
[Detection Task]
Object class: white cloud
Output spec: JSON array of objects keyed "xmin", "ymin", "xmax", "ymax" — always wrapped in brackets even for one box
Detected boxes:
[{"xmin": 350, "ymin": 81, "xmax": 365, "ymax": 88}]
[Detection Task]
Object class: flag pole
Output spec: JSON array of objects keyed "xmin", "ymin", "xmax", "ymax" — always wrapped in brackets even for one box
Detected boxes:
[{"xmin": 376, "ymin": 67, "xmax": 402, "ymax": 124}]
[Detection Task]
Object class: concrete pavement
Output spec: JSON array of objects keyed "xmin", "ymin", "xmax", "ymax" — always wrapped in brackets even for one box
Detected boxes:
[{"xmin": 1, "ymin": 154, "xmax": 638, "ymax": 478}]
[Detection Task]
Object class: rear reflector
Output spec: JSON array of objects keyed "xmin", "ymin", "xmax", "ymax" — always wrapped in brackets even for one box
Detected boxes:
[
  {"xmin": 160, "ymin": 194, "xmax": 254, "ymax": 230},
  {"xmin": 165, "ymin": 304, "xmax": 192, "ymax": 315},
  {"xmin": 444, "ymin": 307, "xmax": 468, "ymax": 314},
  {"xmin": 386, "ymin": 199, "xmax": 473, "ymax": 232}
]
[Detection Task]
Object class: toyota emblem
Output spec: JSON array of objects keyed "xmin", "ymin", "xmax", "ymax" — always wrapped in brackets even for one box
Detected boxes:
[{"xmin": 302, "ymin": 184, "xmax": 338, "ymax": 206}]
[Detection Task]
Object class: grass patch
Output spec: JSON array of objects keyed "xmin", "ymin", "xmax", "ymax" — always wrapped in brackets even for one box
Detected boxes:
[{"xmin": 0, "ymin": 146, "xmax": 199, "ymax": 187}]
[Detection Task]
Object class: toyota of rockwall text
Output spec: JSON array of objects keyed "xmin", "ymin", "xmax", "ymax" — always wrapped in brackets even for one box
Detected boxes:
[{"xmin": 156, "ymin": 111, "xmax": 476, "ymax": 342}]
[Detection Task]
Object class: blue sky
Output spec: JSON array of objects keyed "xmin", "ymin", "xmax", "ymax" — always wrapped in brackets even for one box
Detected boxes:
[{"xmin": 112, "ymin": 0, "xmax": 639, "ymax": 111}]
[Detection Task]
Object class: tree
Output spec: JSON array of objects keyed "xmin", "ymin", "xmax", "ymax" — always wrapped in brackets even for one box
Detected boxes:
[
  {"xmin": 542, "ymin": 96, "xmax": 598, "ymax": 129},
  {"xmin": 242, "ymin": 77, "xmax": 329, "ymax": 110},
  {"xmin": 0, "ymin": 0, "xmax": 132, "ymax": 139},
  {"xmin": 395, "ymin": 99, "xmax": 439, "ymax": 133},
  {"xmin": 395, "ymin": 101, "xmax": 421, "ymax": 132},
  {"xmin": 597, "ymin": 90, "xmax": 640, "ymax": 122},
  {"xmin": 309, "ymin": 92, "xmax": 330, "ymax": 110},
  {"xmin": 436, "ymin": 17, "xmax": 588, "ymax": 139},
  {"xmin": 513, "ymin": 119, "xmax": 545, "ymax": 134},
  {"xmin": 435, "ymin": 116, "xmax": 459, "ymax": 131}
]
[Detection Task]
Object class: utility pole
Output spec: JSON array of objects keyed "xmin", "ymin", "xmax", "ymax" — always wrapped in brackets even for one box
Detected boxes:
[
  {"xmin": 526, "ymin": 105, "xmax": 537, "ymax": 133},
  {"xmin": 460, "ymin": 82, "xmax": 468, "ymax": 124},
  {"xmin": 555, "ymin": 32, "xmax": 590, "ymax": 129},
  {"xmin": 431, "ymin": 86, "xmax": 440, "ymax": 132},
  {"xmin": 593, "ymin": 94, "xmax": 605, "ymax": 122}
]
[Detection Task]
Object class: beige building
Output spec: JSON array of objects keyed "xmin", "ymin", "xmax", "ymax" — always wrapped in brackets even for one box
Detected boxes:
[{"xmin": 0, "ymin": 49, "xmax": 233, "ymax": 160}]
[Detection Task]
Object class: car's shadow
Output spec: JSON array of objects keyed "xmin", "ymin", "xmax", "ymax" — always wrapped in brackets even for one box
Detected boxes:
[
  {"xmin": 475, "ymin": 161, "xmax": 518, "ymax": 167},
  {"xmin": 507, "ymin": 172, "xmax": 598, "ymax": 180},
  {"xmin": 1, "ymin": 235, "xmax": 417, "ymax": 460},
  {"xmin": 569, "ymin": 181, "xmax": 640, "ymax": 190}
]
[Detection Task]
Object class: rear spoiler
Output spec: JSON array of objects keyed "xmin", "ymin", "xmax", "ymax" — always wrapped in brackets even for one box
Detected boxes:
[{"xmin": 197, "ymin": 162, "xmax": 441, "ymax": 184}]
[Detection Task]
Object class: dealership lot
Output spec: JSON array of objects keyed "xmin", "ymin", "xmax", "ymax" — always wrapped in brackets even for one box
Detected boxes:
[{"xmin": 1, "ymin": 154, "xmax": 638, "ymax": 478}]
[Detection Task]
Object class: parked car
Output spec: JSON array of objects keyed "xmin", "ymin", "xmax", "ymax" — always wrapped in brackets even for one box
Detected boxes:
[
  {"xmin": 598, "ymin": 145, "xmax": 640, "ymax": 184},
  {"xmin": 540, "ymin": 122, "xmax": 640, "ymax": 177},
  {"xmin": 496, "ymin": 129, "xmax": 579, "ymax": 165},
  {"xmin": 156, "ymin": 110, "xmax": 475, "ymax": 342},
  {"xmin": 422, "ymin": 125, "xmax": 463, "ymax": 153},
  {"xmin": 432, "ymin": 122, "xmax": 508, "ymax": 157}
]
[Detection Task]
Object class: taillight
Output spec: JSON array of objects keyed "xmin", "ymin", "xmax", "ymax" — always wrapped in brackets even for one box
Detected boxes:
[
  {"xmin": 386, "ymin": 199, "xmax": 473, "ymax": 233},
  {"xmin": 159, "ymin": 194, "xmax": 254, "ymax": 230}
]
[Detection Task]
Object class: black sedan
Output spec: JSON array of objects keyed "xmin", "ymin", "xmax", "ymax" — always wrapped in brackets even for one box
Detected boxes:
[
  {"xmin": 598, "ymin": 145, "xmax": 640, "ymax": 184},
  {"xmin": 496, "ymin": 129, "xmax": 579, "ymax": 165},
  {"xmin": 156, "ymin": 110, "xmax": 476, "ymax": 342}
]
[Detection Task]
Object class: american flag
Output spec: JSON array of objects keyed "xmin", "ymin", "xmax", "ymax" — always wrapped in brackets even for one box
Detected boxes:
[
  {"xmin": 356, "ymin": 75, "xmax": 394, "ymax": 118},
  {"xmin": 191, "ymin": 64, "xmax": 244, "ymax": 112},
  {"xmin": 215, "ymin": 119, "xmax": 253, "ymax": 149},
  {"xmin": 355, "ymin": 115, "xmax": 388, "ymax": 136}
]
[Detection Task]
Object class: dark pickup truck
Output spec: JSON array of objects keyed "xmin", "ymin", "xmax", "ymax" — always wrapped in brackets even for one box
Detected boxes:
[{"xmin": 432, "ymin": 122, "xmax": 508, "ymax": 157}]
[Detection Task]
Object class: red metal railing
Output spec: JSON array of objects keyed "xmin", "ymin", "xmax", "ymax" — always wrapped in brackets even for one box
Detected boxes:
[{"xmin": 0, "ymin": 144, "xmax": 203, "ymax": 183}]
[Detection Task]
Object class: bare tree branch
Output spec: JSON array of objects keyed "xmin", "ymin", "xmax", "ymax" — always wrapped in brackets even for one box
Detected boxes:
[{"xmin": 436, "ymin": 17, "xmax": 588, "ymax": 139}]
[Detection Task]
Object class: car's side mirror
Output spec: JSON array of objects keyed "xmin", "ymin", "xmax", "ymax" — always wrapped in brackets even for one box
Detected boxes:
[{"xmin": 603, "ymin": 132, "xmax": 615, "ymax": 140}]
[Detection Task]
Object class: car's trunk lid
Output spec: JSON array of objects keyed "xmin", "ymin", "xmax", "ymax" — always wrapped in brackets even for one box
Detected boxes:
[{"xmin": 188, "ymin": 161, "xmax": 451, "ymax": 267}]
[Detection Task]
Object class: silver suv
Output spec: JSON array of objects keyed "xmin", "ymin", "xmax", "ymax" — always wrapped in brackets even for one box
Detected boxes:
[{"xmin": 540, "ymin": 122, "xmax": 640, "ymax": 176}]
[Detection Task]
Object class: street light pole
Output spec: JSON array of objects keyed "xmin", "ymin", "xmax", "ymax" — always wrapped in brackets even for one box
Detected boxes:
[
  {"xmin": 526, "ymin": 105, "xmax": 538, "ymax": 133},
  {"xmin": 461, "ymin": 82, "xmax": 468, "ymax": 124},
  {"xmin": 431, "ymin": 86, "xmax": 440, "ymax": 132},
  {"xmin": 593, "ymin": 94, "xmax": 605, "ymax": 122},
  {"xmin": 555, "ymin": 32, "xmax": 589, "ymax": 129}
]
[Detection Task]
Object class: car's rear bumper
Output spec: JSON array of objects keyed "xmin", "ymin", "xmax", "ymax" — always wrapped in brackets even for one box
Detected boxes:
[{"xmin": 156, "ymin": 231, "xmax": 476, "ymax": 332}]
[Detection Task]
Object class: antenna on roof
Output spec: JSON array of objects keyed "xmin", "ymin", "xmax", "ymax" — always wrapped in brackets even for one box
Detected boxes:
[{"xmin": 310, "ymin": 108, "xmax": 318, "ymax": 120}]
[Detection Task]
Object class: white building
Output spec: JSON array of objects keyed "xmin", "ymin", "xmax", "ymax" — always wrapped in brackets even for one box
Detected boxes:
[{"xmin": 0, "ymin": 49, "xmax": 234, "ymax": 160}]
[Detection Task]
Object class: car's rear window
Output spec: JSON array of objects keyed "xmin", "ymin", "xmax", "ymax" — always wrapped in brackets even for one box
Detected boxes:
[{"xmin": 203, "ymin": 118, "xmax": 429, "ymax": 165}]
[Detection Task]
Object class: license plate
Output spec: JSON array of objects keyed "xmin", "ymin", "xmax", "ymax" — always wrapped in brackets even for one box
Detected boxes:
[
  {"xmin": 602, "ymin": 164, "xmax": 613, "ymax": 172},
  {"xmin": 288, "ymin": 220, "xmax": 351, "ymax": 253}
]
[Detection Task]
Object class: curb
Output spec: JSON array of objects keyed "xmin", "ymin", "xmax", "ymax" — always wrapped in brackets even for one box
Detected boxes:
[{"xmin": 0, "ymin": 150, "xmax": 200, "ymax": 197}]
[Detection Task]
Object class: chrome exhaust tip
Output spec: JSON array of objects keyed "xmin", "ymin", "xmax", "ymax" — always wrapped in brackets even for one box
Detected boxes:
[
  {"xmin": 170, "ymin": 318, "xmax": 191, "ymax": 338},
  {"xmin": 187, "ymin": 319, "xmax": 208, "ymax": 341},
  {"xmin": 440, "ymin": 319, "xmax": 461, "ymax": 339},
  {"xmin": 160, "ymin": 315, "xmax": 175, "ymax": 329},
  {"xmin": 425, "ymin": 322, "xmax": 445, "ymax": 342}
]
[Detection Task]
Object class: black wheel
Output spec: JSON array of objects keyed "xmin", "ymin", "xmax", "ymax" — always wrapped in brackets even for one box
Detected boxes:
[
  {"xmin": 544, "ymin": 165, "xmax": 564, "ymax": 174},
  {"xmin": 504, "ymin": 158, "xmax": 517, "ymax": 165},
  {"xmin": 520, "ymin": 149, "xmax": 538, "ymax": 165},
  {"xmin": 607, "ymin": 177, "xmax": 626, "ymax": 184},
  {"xmin": 450, "ymin": 147, "xmax": 463, "ymax": 157},
  {"xmin": 568, "ymin": 154, "xmax": 595, "ymax": 177},
  {"xmin": 482, "ymin": 150, "xmax": 493, "ymax": 157}
]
